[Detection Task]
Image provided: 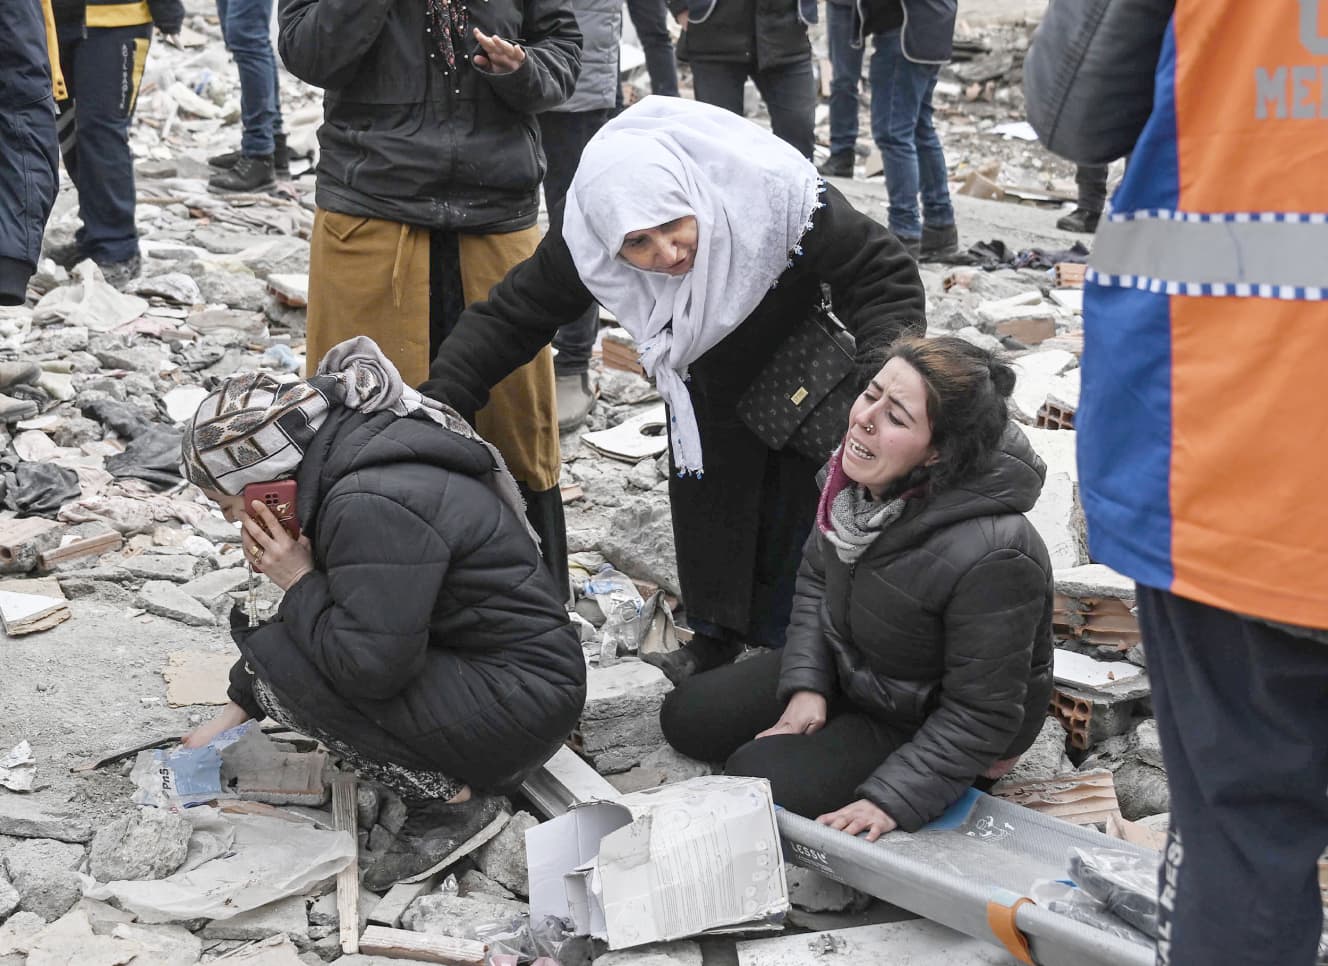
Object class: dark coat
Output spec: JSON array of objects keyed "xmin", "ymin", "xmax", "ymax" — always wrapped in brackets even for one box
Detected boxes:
[
  {"xmin": 671, "ymin": 0, "xmax": 814, "ymax": 68},
  {"xmin": 421, "ymin": 182, "xmax": 925, "ymax": 639},
  {"xmin": 0, "ymin": 0, "xmax": 59, "ymax": 306},
  {"xmin": 779, "ymin": 425, "xmax": 1056, "ymax": 831},
  {"xmin": 1023, "ymin": 0, "xmax": 1174, "ymax": 165},
  {"xmin": 856, "ymin": 0, "xmax": 956, "ymax": 63},
  {"xmin": 278, "ymin": 0, "xmax": 582, "ymax": 233},
  {"xmin": 227, "ymin": 408, "xmax": 587, "ymax": 790}
]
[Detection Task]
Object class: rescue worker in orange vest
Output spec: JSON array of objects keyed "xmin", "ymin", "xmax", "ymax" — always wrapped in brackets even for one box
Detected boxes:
[{"xmin": 1026, "ymin": 2, "xmax": 1328, "ymax": 964}]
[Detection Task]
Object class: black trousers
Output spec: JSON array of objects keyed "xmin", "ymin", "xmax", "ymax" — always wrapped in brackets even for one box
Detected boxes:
[
  {"xmin": 55, "ymin": 23, "xmax": 152, "ymax": 264},
  {"xmin": 1136, "ymin": 586, "xmax": 1328, "ymax": 966},
  {"xmin": 660, "ymin": 649, "xmax": 907, "ymax": 818},
  {"xmin": 689, "ymin": 58, "xmax": 816, "ymax": 160}
]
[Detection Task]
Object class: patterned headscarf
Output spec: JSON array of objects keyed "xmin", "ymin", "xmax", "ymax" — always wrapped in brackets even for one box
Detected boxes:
[{"xmin": 181, "ymin": 337, "xmax": 537, "ymax": 544}]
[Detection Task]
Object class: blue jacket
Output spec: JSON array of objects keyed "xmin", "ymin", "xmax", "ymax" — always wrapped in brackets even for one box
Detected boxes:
[{"xmin": 0, "ymin": 0, "xmax": 60, "ymax": 306}]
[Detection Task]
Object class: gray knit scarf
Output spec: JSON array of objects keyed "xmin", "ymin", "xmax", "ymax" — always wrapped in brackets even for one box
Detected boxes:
[{"xmin": 823, "ymin": 484, "xmax": 909, "ymax": 564}]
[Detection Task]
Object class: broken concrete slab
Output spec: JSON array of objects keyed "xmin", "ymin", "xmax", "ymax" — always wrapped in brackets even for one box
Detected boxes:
[
  {"xmin": 162, "ymin": 650, "xmax": 235, "ymax": 706},
  {"xmin": 994, "ymin": 715, "xmax": 1072, "ymax": 787},
  {"xmin": 108, "ymin": 922, "xmax": 202, "ymax": 966},
  {"xmin": 137, "ymin": 580, "xmax": 216, "ymax": 626},
  {"xmin": 88, "ymin": 808, "xmax": 192, "ymax": 882},
  {"xmin": 1010, "ymin": 349, "xmax": 1078, "ymax": 424},
  {"xmin": 0, "ymin": 870, "xmax": 18, "ymax": 921},
  {"xmin": 596, "ymin": 941, "xmax": 703, "ymax": 966},
  {"xmin": 1025, "ymin": 469, "xmax": 1084, "ymax": 570},
  {"xmin": 577, "ymin": 660, "xmax": 673, "ymax": 774},
  {"xmin": 75, "ymin": 897, "xmax": 136, "ymax": 934},
  {"xmin": 399, "ymin": 892, "xmax": 528, "ymax": 938},
  {"xmin": 122, "ymin": 555, "xmax": 204, "ymax": 583},
  {"xmin": 3, "ymin": 838, "xmax": 86, "ymax": 921},
  {"xmin": 266, "ymin": 274, "xmax": 309, "ymax": 307},
  {"xmin": 201, "ymin": 894, "xmax": 309, "ymax": 943},
  {"xmin": 179, "ymin": 567, "xmax": 249, "ymax": 612},
  {"xmin": 21, "ymin": 908, "xmax": 145, "ymax": 965},
  {"xmin": 0, "ymin": 911, "xmax": 44, "ymax": 956},
  {"xmin": 474, "ymin": 811, "xmax": 539, "ymax": 898},
  {"xmin": 0, "ymin": 796, "xmax": 93, "ymax": 843},
  {"xmin": 599, "ymin": 499, "xmax": 680, "ymax": 597},
  {"xmin": 457, "ymin": 869, "xmax": 515, "ymax": 901}
]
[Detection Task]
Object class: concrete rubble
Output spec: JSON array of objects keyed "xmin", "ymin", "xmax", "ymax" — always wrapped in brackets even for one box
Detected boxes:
[{"xmin": 0, "ymin": 2, "xmax": 1210, "ymax": 963}]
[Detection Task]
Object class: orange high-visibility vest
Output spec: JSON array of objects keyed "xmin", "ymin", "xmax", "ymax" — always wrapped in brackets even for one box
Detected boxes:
[{"xmin": 1080, "ymin": 0, "xmax": 1328, "ymax": 629}]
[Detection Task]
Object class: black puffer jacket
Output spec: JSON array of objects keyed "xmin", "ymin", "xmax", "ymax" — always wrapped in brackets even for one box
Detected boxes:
[
  {"xmin": 278, "ymin": 0, "xmax": 582, "ymax": 233},
  {"xmin": 779, "ymin": 424, "xmax": 1054, "ymax": 831},
  {"xmin": 227, "ymin": 408, "xmax": 586, "ymax": 789}
]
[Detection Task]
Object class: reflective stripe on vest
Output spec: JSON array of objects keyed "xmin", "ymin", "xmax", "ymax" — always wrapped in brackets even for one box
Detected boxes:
[{"xmin": 1088, "ymin": 210, "xmax": 1328, "ymax": 298}]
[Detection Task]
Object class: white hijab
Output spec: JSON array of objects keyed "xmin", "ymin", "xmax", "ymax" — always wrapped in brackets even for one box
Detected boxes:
[{"xmin": 563, "ymin": 96, "xmax": 822, "ymax": 476}]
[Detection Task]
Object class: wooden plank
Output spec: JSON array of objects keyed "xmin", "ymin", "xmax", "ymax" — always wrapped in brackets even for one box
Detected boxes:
[
  {"xmin": 366, "ymin": 878, "xmax": 436, "ymax": 929},
  {"xmin": 37, "ymin": 531, "xmax": 123, "ymax": 569},
  {"xmin": 332, "ymin": 775, "xmax": 360, "ymax": 954},
  {"xmin": 358, "ymin": 926, "xmax": 487, "ymax": 965}
]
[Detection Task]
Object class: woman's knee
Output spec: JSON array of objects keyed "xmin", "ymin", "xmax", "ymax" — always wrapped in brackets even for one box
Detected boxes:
[{"xmin": 659, "ymin": 683, "xmax": 707, "ymax": 760}]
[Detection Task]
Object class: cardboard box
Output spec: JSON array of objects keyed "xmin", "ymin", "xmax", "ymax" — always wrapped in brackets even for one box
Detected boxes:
[{"xmin": 526, "ymin": 776, "xmax": 789, "ymax": 950}]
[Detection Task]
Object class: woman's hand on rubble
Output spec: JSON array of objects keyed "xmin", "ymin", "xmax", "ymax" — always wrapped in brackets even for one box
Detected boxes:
[
  {"xmin": 241, "ymin": 501, "xmax": 314, "ymax": 591},
  {"xmin": 181, "ymin": 701, "xmax": 252, "ymax": 749},
  {"xmin": 473, "ymin": 29, "xmax": 526, "ymax": 73},
  {"xmin": 817, "ymin": 799, "xmax": 897, "ymax": 842},
  {"xmin": 755, "ymin": 690, "xmax": 827, "ymax": 739}
]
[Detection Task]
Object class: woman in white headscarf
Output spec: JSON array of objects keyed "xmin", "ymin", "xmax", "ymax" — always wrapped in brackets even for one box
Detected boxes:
[{"xmin": 421, "ymin": 96, "xmax": 925, "ymax": 681}]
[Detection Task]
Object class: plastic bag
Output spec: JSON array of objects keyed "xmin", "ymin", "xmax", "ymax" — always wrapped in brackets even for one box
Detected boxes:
[
  {"xmin": 1068, "ymin": 846, "xmax": 1161, "ymax": 939},
  {"xmin": 583, "ymin": 566, "xmax": 644, "ymax": 666},
  {"xmin": 1031, "ymin": 879, "xmax": 1152, "ymax": 947},
  {"xmin": 472, "ymin": 914, "xmax": 587, "ymax": 966}
]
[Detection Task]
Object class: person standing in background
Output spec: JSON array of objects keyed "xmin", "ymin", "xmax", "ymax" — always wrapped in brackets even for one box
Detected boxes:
[
  {"xmin": 624, "ymin": 0, "xmax": 679, "ymax": 97},
  {"xmin": 859, "ymin": 0, "xmax": 959, "ymax": 260},
  {"xmin": 817, "ymin": 0, "xmax": 861, "ymax": 178},
  {"xmin": 279, "ymin": 0, "xmax": 582, "ymax": 596},
  {"xmin": 540, "ymin": 0, "xmax": 622, "ymax": 432},
  {"xmin": 0, "ymin": 0, "xmax": 62, "ymax": 306},
  {"xmin": 1056, "ymin": 163, "xmax": 1107, "ymax": 233},
  {"xmin": 50, "ymin": 0, "xmax": 183, "ymax": 286},
  {"xmin": 667, "ymin": 0, "xmax": 816, "ymax": 158},
  {"xmin": 208, "ymin": 0, "xmax": 290, "ymax": 191}
]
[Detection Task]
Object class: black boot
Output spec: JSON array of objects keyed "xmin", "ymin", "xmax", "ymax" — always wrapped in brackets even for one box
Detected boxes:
[
  {"xmin": 897, "ymin": 235, "xmax": 922, "ymax": 260},
  {"xmin": 642, "ymin": 633, "xmax": 743, "ymax": 685},
  {"xmin": 207, "ymin": 147, "xmax": 242, "ymax": 169},
  {"xmin": 273, "ymin": 133, "xmax": 291, "ymax": 180},
  {"xmin": 362, "ymin": 794, "xmax": 508, "ymax": 891},
  {"xmin": 209, "ymin": 154, "xmax": 276, "ymax": 193},
  {"xmin": 817, "ymin": 151, "xmax": 855, "ymax": 178},
  {"xmin": 920, "ymin": 223, "xmax": 960, "ymax": 259},
  {"xmin": 1056, "ymin": 207, "xmax": 1101, "ymax": 233}
]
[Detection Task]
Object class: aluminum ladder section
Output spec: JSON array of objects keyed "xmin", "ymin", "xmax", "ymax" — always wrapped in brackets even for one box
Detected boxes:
[{"xmin": 777, "ymin": 789, "xmax": 1156, "ymax": 966}]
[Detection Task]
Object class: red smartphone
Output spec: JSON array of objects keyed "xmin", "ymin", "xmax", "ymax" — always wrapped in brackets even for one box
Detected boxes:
[{"xmin": 242, "ymin": 480, "xmax": 300, "ymax": 540}]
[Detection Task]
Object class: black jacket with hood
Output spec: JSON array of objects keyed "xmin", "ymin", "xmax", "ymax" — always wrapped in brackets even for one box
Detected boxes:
[
  {"xmin": 227, "ymin": 408, "xmax": 586, "ymax": 790},
  {"xmin": 278, "ymin": 0, "xmax": 582, "ymax": 233},
  {"xmin": 779, "ymin": 424, "xmax": 1055, "ymax": 831}
]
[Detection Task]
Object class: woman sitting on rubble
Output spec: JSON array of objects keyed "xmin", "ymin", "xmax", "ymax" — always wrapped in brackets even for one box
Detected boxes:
[
  {"xmin": 178, "ymin": 337, "xmax": 586, "ymax": 889},
  {"xmin": 418, "ymin": 95, "xmax": 925, "ymax": 684},
  {"xmin": 661, "ymin": 336, "xmax": 1055, "ymax": 839}
]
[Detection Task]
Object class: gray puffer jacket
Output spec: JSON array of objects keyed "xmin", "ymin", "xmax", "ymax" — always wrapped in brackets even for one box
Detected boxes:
[
  {"xmin": 550, "ymin": 0, "xmax": 621, "ymax": 113},
  {"xmin": 779, "ymin": 424, "xmax": 1055, "ymax": 831}
]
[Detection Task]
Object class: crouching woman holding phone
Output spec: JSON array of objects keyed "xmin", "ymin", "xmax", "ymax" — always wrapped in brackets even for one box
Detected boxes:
[{"xmin": 178, "ymin": 337, "xmax": 586, "ymax": 890}]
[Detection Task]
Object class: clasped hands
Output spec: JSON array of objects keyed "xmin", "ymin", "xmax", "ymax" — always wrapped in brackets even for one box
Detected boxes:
[{"xmin": 755, "ymin": 690, "xmax": 898, "ymax": 842}]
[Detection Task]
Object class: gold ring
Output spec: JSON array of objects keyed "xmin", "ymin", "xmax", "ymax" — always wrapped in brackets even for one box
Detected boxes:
[{"xmin": 249, "ymin": 545, "xmax": 264, "ymax": 562}]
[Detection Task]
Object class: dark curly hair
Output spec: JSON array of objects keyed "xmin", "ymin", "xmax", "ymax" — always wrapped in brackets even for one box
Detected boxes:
[{"xmin": 857, "ymin": 335, "xmax": 1016, "ymax": 496}]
